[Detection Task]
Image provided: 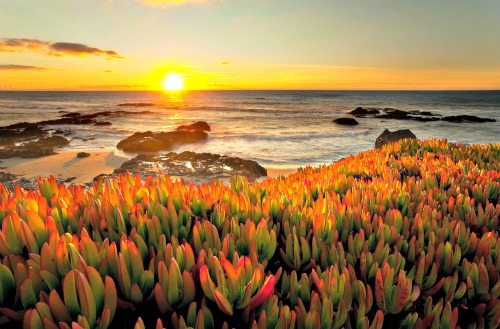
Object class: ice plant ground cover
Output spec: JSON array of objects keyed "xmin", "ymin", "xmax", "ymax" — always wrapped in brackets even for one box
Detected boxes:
[{"xmin": 0, "ymin": 139, "xmax": 499, "ymax": 329}]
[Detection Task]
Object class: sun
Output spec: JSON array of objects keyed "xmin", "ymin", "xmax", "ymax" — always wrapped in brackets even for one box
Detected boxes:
[{"xmin": 162, "ymin": 73, "xmax": 184, "ymax": 91}]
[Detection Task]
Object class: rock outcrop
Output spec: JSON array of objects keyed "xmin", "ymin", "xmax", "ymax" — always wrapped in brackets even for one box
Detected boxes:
[
  {"xmin": 350, "ymin": 107, "xmax": 494, "ymax": 123},
  {"xmin": 77, "ymin": 152, "xmax": 91, "ymax": 158},
  {"xmin": 441, "ymin": 115, "xmax": 495, "ymax": 123},
  {"xmin": 176, "ymin": 121, "xmax": 211, "ymax": 131},
  {"xmin": 375, "ymin": 129, "xmax": 416, "ymax": 148},
  {"xmin": 349, "ymin": 107, "xmax": 380, "ymax": 117},
  {"xmin": 113, "ymin": 151, "xmax": 267, "ymax": 184},
  {"xmin": 0, "ymin": 110, "xmax": 156, "ymax": 159},
  {"xmin": 333, "ymin": 117, "xmax": 359, "ymax": 125},
  {"xmin": 116, "ymin": 130, "xmax": 208, "ymax": 153},
  {"xmin": 0, "ymin": 136, "xmax": 70, "ymax": 159}
]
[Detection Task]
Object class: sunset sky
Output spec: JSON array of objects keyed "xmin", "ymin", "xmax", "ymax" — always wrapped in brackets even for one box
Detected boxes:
[{"xmin": 1, "ymin": 0, "xmax": 499, "ymax": 90}]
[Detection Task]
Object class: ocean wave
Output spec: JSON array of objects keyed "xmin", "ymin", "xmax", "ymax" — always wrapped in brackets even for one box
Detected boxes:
[
  {"xmin": 213, "ymin": 130, "xmax": 370, "ymax": 142},
  {"xmin": 287, "ymin": 92, "xmax": 343, "ymax": 98},
  {"xmin": 190, "ymin": 105, "xmax": 305, "ymax": 115},
  {"xmin": 0, "ymin": 105, "xmax": 38, "ymax": 109}
]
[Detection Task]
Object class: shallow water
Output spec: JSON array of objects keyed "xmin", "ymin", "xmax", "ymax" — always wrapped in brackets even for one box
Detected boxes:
[{"xmin": 1, "ymin": 90, "xmax": 499, "ymax": 169}]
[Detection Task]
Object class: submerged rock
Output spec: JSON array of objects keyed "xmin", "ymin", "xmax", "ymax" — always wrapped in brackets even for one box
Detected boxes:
[
  {"xmin": 350, "ymin": 107, "xmax": 494, "ymax": 123},
  {"xmin": 0, "ymin": 136, "xmax": 70, "ymax": 159},
  {"xmin": 34, "ymin": 136, "xmax": 70, "ymax": 148},
  {"xmin": 375, "ymin": 129, "xmax": 416, "ymax": 148},
  {"xmin": 441, "ymin": 115, "xmax": 496, "ymax": 123},
  {"xmin": 377, "ymin": 108, "xmax": 441, "ymax": 122},
  {"xmin": 333, "ymin": 117, "xmax": 359, "ymax": 125},
  {"xmin": 176, "ymin": 121, "xmax": 211, "ymax": 131},
  {"xmin": 114, "ymin": 151, "xmax": 267, "ymax": 184},
  {"xmin": 349, "ymin": 107, "xmax": 380, "ymax": 117},
  {"xmin": 117, "ymin": 130, "xmax": 208, "ymax": 152}
]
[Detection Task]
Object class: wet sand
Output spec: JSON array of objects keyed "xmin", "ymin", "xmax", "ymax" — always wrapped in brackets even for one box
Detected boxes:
[{"xmin": 0, "ymin": 150, "xmax": 132, "ymax": 187}]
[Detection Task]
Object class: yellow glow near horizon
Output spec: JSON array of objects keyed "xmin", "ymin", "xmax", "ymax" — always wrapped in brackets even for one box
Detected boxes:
[{"xmin": 162, "ymin": 73, "xmax": 184, "ymax": 91}]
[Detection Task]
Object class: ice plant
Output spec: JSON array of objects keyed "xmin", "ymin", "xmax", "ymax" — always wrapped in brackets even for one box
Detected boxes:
[
  {"xmin": 0, "ymin": 139, "xmax": 498, "ymax": 328},
  {"xmin": 199, "ymin": 255, "xmax": 276, "ymax": 316}
]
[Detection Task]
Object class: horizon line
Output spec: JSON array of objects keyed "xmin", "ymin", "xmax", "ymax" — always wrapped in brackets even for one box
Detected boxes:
[{"xmin": 1, "ymin": 88, "xmax": 500, "ymax": 92}]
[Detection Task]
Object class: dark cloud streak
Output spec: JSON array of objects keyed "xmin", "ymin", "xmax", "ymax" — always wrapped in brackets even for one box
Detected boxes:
[
  {"xmin": 0, "ymin": 64, "xmax": 47, "ymax": 70},
  {"xmin": 50, "ymin": 42, "xmax": 124, "ymax": 59},
  {"xmin": 0, "ymin": 38, "xmax": 47, "ymax": 52},
  {"xmin": 0, "ymin": 38, "xmax": 124, "ymax": 59}
]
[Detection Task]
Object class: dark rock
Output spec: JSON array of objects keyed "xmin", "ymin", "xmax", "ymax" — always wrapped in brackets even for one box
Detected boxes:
[
  {"xmin": 0, "ymin": 172, "xmax": 17, "ymax": 182},
  {"xmin": 62, "ymin": 177, "xmax": 76, "ymax": 183},
  {"xmin": 176, "ymin": 121, "xmax": 211, "ymax": 131},
  {"xmin": 375, "ymin": 129, "xmax": 416, "ymax": 148},
  {"xmin": 349, "ymin": 107, "xmax": 492, "ymax": 124},
  {"xmin": 382, "ymin": 109, "xmax": 409, "ymax": 117},
  {"xmin": 34, "ymin": 136, "xmax": 70, "ymax": 148},
  {"xmin": 333, "ymin": 117, "xmax": 359, "ymax": 125},
  {"xmin": 94, "ymin": 121, "xmax": 112, "ymax": 126},
  {"xmin": 0, "ymin": 146, "xmax": 55, "ymax": 159},
  {"xmin": 378, "ymin": 108, "xmax": 441, "ymax": 122},
  {"xmin": 115, "ymin": 151, "xmax": 267, "ymax": 184},
  {"xmin": 117, "ymin": 130, "xmax": 208, "ymax": 153},
  {"xmin": 349, "ymin": 107, "xmax": 380, "ymax": 117},
  {"xmin": 77, "ymin": 152, "xmax": 91, "ymax": 158},
  {"xmin": 0, "ymin": 122, "xmax": 46, "ymax": 139},
  {"xmin": 117, "ymin": 132, "xmax": 167, "ymax": 152},
  {"xmin": 36, "ymin": 111, "xmax": 115, "ymax": 126},
  {"xmin": 0, "ymin": 140, "xmax": 15, "ymax": 148},
  {"xmin": 0, "ymin": 172, "xmax": 40, "ymax": 191},
  {"xmin": 441, "ymin": 115, "xmax": 495, "ymax": 123},
  {"xmin": 0, "ymin": 110, "xmax": 160, "ymax": 159},
  {"xmin": 349, "ymin": 107, "xmax": 443, "ymax": 122},
  {"xmin": 0, "ymin": 136, "xmax": 69, "ymax": 159},
  {"xmin": 61, "ymin": 112, "xmax": 81, "ymax": 118},
  {"xmin": 0, "ymin": 172, "xmax": 19, "ymax": 190}
]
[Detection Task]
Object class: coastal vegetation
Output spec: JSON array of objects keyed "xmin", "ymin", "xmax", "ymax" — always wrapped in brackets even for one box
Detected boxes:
[{"xmin": 0, "ymin": 138, "xmax": 498, "ymax": 328}]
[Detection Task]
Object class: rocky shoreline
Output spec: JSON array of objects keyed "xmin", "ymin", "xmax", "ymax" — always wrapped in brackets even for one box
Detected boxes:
[
  {"xmin": 0, "ymin": 105, "xmax": 495, "ymax": 191},
  {"xmin": 0, "ymin": 120, "xmax": 271, "ymax": 190},
  {"xmin": 346, "ymin": 106, "xmax": 495, "ymax": 123},
  {"xmin": 112, "ymin": 151, "xmax": 267, "ymax": 185}
]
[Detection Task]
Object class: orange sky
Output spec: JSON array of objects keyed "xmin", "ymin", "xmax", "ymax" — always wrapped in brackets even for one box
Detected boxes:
[{"xmin": 1, "ymin": 1, "xmax": 500, "ymax": 91}]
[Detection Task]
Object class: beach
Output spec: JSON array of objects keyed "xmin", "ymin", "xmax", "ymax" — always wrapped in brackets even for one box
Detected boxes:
[{"xmin": 0, "ymin": 150, "xmax": 131, "ymax": 187}]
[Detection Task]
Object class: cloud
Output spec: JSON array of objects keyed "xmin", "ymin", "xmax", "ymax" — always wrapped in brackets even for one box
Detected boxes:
[
  {"xmin": 0, "ymin": 38, "xmax": 124, "ymax": 59},
  {"xmin": 49, "ymin": 42, "xmax": 124, "ymax": 59},
  {"xmin": 0, "ymin": 38, "xmax": 47, "ymax": 52},
  {"xmin": 219, "ymin": 61, "xmax": 231, "ymax": 65},
  {"xmin": 0, "ymin": 64, "xmax": 47, "ymax": 70},
  {"xmin": 138, "ymin": 0, "xmax": 211, "ymax": 7}
]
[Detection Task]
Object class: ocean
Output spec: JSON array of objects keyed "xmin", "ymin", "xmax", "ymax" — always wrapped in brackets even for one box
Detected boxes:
[{"xmin": 1, "ymin": 90, "xmax": 499, "ymax": 169}]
